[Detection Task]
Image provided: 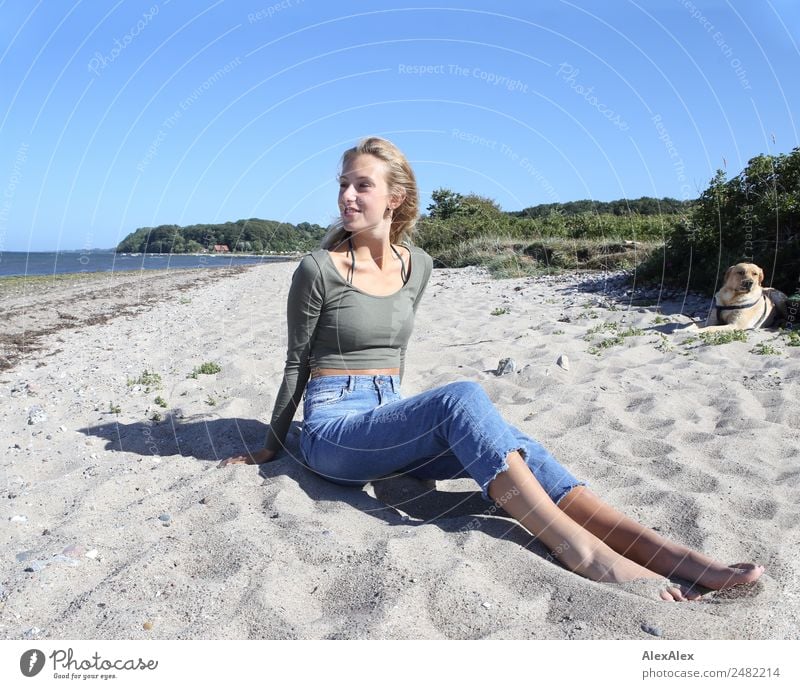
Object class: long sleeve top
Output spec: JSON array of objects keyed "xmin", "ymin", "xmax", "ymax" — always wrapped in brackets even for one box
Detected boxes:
[{"xmin": 264, "ymin": 244, "xmax": 434, "ymax": 453}]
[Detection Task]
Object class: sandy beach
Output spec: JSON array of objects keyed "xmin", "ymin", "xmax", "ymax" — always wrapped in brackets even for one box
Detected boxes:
[{"xmin": 1, "ymin": 260, "xmax": 798, "ymax": 640}]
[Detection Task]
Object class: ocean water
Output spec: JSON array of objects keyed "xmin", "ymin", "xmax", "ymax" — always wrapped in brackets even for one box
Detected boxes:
[{"xmin": 0, "ymin": 251, "xmax": 291, "ymax": 278}]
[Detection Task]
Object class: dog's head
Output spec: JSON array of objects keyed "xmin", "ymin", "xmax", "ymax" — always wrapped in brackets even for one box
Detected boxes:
[{"xmin": 723, "ymin": 263, "xmax": 764, "ymax": 293}]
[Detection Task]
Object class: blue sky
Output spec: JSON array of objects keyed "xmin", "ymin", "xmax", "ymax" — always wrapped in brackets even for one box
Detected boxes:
[{"xmin": 1, "ymin": 0, "xmax": 798, "ymax": 251}]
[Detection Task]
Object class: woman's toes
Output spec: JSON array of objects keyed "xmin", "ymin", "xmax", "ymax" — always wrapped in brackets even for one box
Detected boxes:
[
  {"xmin": 609, "ymin": 578, "xmax": 696, "ymax": 602},
  {"xmin": 726, "ymin": 563, "xmax": 765, "ymax": 585},
  {"xmin": 683, "ymin": 586, "xmax": 704, "ymax": 601},
  {"xmin": 664, "ymin": 584, "xmax": 689, "ymax": 602}
]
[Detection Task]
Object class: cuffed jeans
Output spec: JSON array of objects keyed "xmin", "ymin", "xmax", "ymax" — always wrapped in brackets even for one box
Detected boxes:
[{"xmin": 299, "ymin": 374, "xmax": 586, "ymax": 504}]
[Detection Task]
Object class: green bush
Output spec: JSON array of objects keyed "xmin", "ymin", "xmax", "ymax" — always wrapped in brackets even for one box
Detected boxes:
[
  {"xmin": 127, "ymin": 370, "xmax": 162, "ymax": 391},
  {"xmin": 699, "ymin": 330, "xmax": 748, "ymax": 346},
  {"xmin": 188, "ymin": 362, "xmax": 222, "ymax": 378},
  {"xmin": 637, "ymin": 148, "xmax": 800, "ymax": 296}
]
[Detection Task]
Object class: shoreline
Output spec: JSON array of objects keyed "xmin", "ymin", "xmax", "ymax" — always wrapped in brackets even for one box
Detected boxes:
[
  {"xmin": 0, "ymin": 261, "xmax": 280, "ymax": 288},
  {"xmin": 0, "ymin": 265, "xmax": 259, "ymax": 372},
  {"xmin": 0, "ymin": 253, "xmax": 298, "ymax": 281}
]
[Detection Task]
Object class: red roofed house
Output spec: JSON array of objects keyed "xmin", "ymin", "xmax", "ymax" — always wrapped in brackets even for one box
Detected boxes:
[{"xmin": 213, "ymin": 244, "xmax": 230, "ymax": 253}]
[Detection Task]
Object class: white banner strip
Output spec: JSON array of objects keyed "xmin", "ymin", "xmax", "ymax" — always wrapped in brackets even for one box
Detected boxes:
[{"xmin": 1, "ymin": 639, "xmax": 797, "ymax": 687}]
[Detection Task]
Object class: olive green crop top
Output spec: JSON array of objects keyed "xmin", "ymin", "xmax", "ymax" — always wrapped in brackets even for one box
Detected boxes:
[{"xmin": 264, "ymin": 244, "xmax": 434, "ymax": 453}]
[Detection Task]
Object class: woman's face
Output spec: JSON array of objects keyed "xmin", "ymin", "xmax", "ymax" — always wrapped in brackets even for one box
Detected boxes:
[{"xmin": 338, "ymin": 153, "xmax": 398, "ymax": 233}]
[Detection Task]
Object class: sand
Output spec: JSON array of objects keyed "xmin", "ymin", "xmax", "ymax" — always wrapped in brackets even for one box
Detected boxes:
[{"xmin": 1, "ymin": 260, "xmax": 798, "ymax": 640}]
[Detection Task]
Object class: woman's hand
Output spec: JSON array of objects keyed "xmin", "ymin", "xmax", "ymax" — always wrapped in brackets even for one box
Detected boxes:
[{"xmin": 217, "ymin": 447, "xmax": 277, "ymax": 468}]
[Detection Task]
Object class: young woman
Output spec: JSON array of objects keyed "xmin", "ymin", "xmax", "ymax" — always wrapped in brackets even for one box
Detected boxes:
[{"xmin": 221, "ymin": 136, "xmax": 764, "ymax": 601}]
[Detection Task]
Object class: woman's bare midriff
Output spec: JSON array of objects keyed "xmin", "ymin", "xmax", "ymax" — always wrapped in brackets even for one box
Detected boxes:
[{"xmin": 310, "ymin": 367, "xmax": 400, "ymax": 379}]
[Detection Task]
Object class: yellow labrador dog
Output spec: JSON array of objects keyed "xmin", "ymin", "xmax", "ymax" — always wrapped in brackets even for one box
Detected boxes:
[{"xmin": 699, "ymin": 263, "xmax": 788, "ymax": 331}]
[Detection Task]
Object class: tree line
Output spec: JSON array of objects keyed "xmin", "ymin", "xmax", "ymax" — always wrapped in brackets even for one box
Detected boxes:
[
  {"xmin": 116, "ymin": 218, "xmax": 327, "ymax": 254},
  {"xmin": 118, "ymin": 194, "xmax": 686, "ymax": 255},
  {"xmin": 115, "ymin": 147, "xmax": 799, "ymax": 297}
]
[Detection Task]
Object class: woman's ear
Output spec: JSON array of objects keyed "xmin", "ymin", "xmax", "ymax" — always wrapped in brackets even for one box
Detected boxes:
[{"xmin": 389, "ymin": 189, "xmax": 406, "ymax": 210}]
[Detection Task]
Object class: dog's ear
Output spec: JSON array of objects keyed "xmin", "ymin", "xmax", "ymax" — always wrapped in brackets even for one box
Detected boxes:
[
  {"xmin": 723, "ymin": 265, "xmax": 734, "ymax": 284},
  {"xmin": 757, "ymin": 266, "xmax": 764, "ymax": 286}
]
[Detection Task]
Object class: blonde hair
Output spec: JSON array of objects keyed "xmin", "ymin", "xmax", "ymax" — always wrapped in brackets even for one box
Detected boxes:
[{"xmin": 320, "ymin": 137, "xmax": 419, "ymax": 250}]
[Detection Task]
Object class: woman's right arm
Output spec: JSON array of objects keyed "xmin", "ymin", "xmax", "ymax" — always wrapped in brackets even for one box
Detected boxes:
[{"xmin": 219, "ymin": 254, "xmax": 325, "ymax": 467}]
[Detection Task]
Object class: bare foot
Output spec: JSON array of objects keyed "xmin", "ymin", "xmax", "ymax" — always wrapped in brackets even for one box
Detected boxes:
[
  {"xmin": 583, "ymin": 551, "xmax": 699, "ymax": 601},
  {"xmin": 217, "ymin": 447, "xmax": 278, "ymax": 468},
  {"xmin": 693, "ymin": 562, "xmax": 765, "ymax": 591}
]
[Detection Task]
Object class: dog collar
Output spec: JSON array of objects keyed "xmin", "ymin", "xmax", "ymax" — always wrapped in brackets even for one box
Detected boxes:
[{"xmin": 714, "ymin": 294, "xmax": 769, "ymax": 327}]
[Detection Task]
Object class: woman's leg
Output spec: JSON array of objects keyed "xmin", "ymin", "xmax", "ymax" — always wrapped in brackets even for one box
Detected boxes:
[
  {"xmin": 487, "ymin": 452, "xmax": 696, "ymax": 601},
  {"xmin": 307, "ymin": 378, "xmax": 760, "ymax": 598},
  {"xmin": 556, "ymin": 485, "xmax": 764, "ymax": 590}
]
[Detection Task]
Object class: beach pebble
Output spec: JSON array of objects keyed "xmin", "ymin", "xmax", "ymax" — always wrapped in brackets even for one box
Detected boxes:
[
  {"xmin": 556, "ymin": 354, "xmax": 570, "ymax": 371},
  {"xmin": 641, "ymin": 623, "xmax": 662, "ymax": 637},
  {"xmin": 496, "ymin": 358, "xmax": 516, "ymax": 376},
  {"xmin": 11, "ymin": 383, "xmax": 31, "ymax": 397},
  {"xmin": 199, "ymin": 496, "xmax": 211, "ymax": 505},
  {"xmin": 158, "ymin": 513, "xmax": 171, "ymax": 525},
  {"xmin": 143, "ymin": 621, "xmax": 154, "ymax": 631},
  {"xmin": 59, "ymin": 425, "xmax": 67, "ymax": 432},
  {"xmin": 62, "ymin": 544, "xmax": 85, "ymax": 558},
  {"xmin": 85, "ymin": 549, "xmax": 99, "ymax": 559},
  {"xmin": 481, "ymin": 601, "xmax": 492, "ymax": 609},
  {"xmin": 51, "ymin": 555, "xmax": 80, "ymax": 567},
  {"xmin": 10, "ymin": 515, "xmax": 28, "ymax": 523},
  {"xmin": 27, "ymin": 405, "xmax": 47, "ymax": 425},
  {"xmin": 24, "ymin": 562, "xmax": 45, "ymax": 573},
  {"xmin": 23, "ymin": 627, "xmax": 42, "ymax": 639}
]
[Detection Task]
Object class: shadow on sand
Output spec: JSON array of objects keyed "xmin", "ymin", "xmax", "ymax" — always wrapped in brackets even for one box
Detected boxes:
[{"xmin": 79, "ymin": 412, "xmax": 545, "ymax": 556}]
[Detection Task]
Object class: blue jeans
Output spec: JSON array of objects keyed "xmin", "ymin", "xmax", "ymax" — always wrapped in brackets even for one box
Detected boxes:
[{"xmin": 300, "ymin": 375, "xmax": 586, "ymax": 504}]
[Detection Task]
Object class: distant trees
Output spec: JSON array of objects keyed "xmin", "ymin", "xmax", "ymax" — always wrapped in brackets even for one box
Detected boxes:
[
  {"xmin": 116, "ymin": 218, "xmax": 327, "ymax": 254},
  {"xmin": 510, "ymin": 197, "xmax": 691, "ymax": 218},
  {"xmin": 416, "ymin": 187, "xmax": 686, "ymax": 254}
]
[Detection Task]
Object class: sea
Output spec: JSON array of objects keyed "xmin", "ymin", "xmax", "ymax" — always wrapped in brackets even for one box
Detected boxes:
[{"xmin": 0, "ymin": 251, "xmax": 293, "ymax": 278}]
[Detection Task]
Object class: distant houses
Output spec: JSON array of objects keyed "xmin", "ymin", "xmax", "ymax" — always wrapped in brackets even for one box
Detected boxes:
[{"xmin": 212, "ymin": 244, "xmax": 230, "ymax": 253}]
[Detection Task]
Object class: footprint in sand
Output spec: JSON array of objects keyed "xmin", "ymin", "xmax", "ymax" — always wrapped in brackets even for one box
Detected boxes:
[
  {"xmin": 626, "ymin": 437, "xmax": 676, "ymax": 459},
  {"xmin": 732, "ymin": 495, "xmax": 778, "ymax": 520},
  {"xmin": 625, "ymin": 394, "xmax": 657, "ymax": 414},
  {"xmin": 648, "ymin": 457, "xmax": 719, "ymax": 493}
]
